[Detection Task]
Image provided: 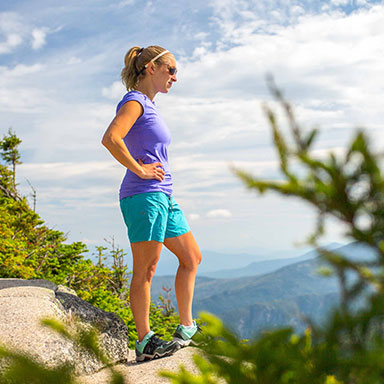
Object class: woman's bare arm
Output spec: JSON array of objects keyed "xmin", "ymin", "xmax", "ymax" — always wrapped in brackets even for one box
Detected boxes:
[{"xmin": 102, "ymin": 100, "xmax": 165, "ymax": 181}]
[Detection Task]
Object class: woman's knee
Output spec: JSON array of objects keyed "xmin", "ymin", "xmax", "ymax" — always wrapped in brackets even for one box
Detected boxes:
[
  {"xmin": 195, "ymin": 249, "xmax": 202, "ymax": 266},
  {"xmin": 179, "ymin": 249, "xmax": 202, "ymax": 271},
  {"xmin": 133, "ymin": 262, "xmax": 158, "ymax": 283}
]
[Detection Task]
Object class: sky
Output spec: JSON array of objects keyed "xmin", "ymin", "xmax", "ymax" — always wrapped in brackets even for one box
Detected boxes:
[{"xmin": 1, "ymin": 0, "xmax": 384, "ymax": 260}]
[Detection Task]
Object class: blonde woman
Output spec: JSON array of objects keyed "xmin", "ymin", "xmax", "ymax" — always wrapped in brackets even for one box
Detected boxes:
[{"xmin": 102, "ymin": 46, "xmax": 202, "ymax": 361}]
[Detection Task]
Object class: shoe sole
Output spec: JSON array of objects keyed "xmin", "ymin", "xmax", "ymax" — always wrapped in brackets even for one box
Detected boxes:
[{"xmin": 173, "ymin": 337, "xmax": 199, "ymax": 348}]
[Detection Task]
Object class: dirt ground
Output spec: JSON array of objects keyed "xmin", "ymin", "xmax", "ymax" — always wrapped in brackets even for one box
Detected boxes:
[{"xmin": 78, "ymin": 347, "xmax": 201, "ymax": 384}]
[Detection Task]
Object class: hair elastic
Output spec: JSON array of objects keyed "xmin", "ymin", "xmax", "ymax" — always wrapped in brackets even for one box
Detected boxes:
[{"xmin": 133, "ymin": 47, "xmax": 146, "ymax": 75}]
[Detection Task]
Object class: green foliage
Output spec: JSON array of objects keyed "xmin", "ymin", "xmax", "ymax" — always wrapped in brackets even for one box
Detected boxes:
[
  {"xmin": 0, "ymin": 318, "xmax": 126, "ymax": 384},
  {"xmin": 0, "ymin": 128, "xmax": 22, "ymax": 167},
  {"xmin": 162, "ymin": 83, "xmax": 384, "ymax": 383},
  {"xmin": 161, "ymin": 313, "xmax": 346, "ymax": 384},
  {"xmin": 0, "ymin": 128, "xmax": 22, "ymax": 190}
]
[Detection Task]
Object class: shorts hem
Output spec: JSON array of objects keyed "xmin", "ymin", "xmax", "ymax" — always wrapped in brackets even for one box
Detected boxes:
[
  {"xmin": 164, "ymin": 228, "xmax": 190, "ymax": 240},
  {"xmin": 129, "ymin": 236, "xmax": 165, "ymax": 244}
]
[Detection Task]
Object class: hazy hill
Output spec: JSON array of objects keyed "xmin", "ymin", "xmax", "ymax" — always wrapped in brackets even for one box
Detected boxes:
[
  {"xmin": 199, "ymin": 242, "xmax": 343, "ymax": 279},
  {"xmin": 152, "ymin": 242, "xmax": 375, "ymax": 339},
  {"xmin": 151, "ymin": 243, "xmax": 345, "ymax": 302},
  {"xmin": 152, "ymin": 243, "xmax": 378, "ymax": 338},
  {"xmin": 154, "ymin": 247, "xmax": 315, "ymax": 276},
  {"xmin": 152, "ymin": 256, "xmax": 339, "ymax": 338},
  {"xmin": 193, "ymin": 257, "xmax": 339, "ymax": 339},
  {"xmin": 192, "ymin": 257, "xmax": 339, "ymax": 315}
]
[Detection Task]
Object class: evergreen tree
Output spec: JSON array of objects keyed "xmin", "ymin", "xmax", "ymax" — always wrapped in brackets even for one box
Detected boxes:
[{"xmin": 0, "ymin": 128, "xmax": 22, "ymax": 191}]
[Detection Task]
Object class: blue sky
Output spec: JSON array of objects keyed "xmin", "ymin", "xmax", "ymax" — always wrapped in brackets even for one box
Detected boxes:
[{"xmin": 1, "ymin": 0, "xmax": 384, "ymax": 258}]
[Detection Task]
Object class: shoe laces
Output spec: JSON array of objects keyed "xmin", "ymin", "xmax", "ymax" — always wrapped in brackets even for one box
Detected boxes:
[{"xmin": 148, "ymin": 333, "xmax": 170, "ymax": 347}]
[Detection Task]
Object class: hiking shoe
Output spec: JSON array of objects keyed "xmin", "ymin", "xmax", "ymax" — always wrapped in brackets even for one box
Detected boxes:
[
  {"xmin": 135, "ymin": 331, "xmax": 180, "ymax": 362},
  {"xmin": 172, "ymin": 321, "xmax": 201, "ymax": 347}
]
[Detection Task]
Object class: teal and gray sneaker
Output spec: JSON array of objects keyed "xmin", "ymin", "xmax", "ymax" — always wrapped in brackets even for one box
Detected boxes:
[
  {"xmin": 135, "ymin": 331, "xmax": 180, "ymax": 362},
  {"xmin": 172, "ymin": 321, "xmax": 201, "ymax": 347}
]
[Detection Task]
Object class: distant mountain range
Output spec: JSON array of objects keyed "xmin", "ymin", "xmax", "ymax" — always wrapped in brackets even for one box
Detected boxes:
[
  {"xmin": 151, "ymin": 242, "xmax": 375, "ymax": 339},
  {"xmin": 199, "ymin": 244, "xmax": 343, "ymax": 279},
  {"xmin": 155, "ymin": 243, "xmax": 343, "ymax": 277}
]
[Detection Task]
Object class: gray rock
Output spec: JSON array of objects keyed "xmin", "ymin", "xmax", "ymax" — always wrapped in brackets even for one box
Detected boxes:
[
  {"xmin": 56, "ymin": 284, "xmax": 78, "ymax": 296},
  {"xmin": 56, "ymin": 291, "xmax": 129, "ymax": 364},
  {"xmin": 0, "ymin": 279, "xmax": 130, "ymax": 375},
  {"xmin": 0, "ymin": 278, "xmax": 57, "ymax": 291}
]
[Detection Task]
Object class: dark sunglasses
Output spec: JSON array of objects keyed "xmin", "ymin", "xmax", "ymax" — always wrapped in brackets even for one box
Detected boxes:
[{"xmin": 167, "ymin": 65, "xmax": 178, "ymax": 76}]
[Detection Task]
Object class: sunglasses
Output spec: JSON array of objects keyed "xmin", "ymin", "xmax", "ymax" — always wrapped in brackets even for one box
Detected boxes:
[{"xmin": 167, "ymin": 65, "xmax": 178, "ymax": 76}]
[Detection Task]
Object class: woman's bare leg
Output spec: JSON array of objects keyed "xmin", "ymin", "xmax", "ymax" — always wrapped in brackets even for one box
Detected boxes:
[
  {"xmin": 130, "ymin": 240, "xmax": 163, "ymax": 341},
  {"xmin": 164, "ymin": 231, "xmax": 202, "ymax": 325}
]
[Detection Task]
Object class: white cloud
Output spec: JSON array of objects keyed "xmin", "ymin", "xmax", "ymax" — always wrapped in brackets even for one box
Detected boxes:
[
  {"xmin": 0, "ymin": 63, "xmax": 52, "ymax": 113},
  {"xmin": 309, "ymin": 146, "xmax": 347, "ymax": 159},
  {"xmin": 0, "ymin": 63, "xmax": 44, "ymax": 78},
  {"xmin": 332, "ymin": 0, "xmax": 350, "ymax": 5},
  {"xmin": 206, "ymin": 209, "xmax": 232, "ymax": 218},
  {"xmin": 174, "ymin": 5, "xmax": 384, "ymax": 143},
  {"xmin": 102, "ymin": 81, "xmax": 125, "ymax": 100},
  {"xmin": 118, "ymin": 0, "xmax": 135, "ymax": 7},
  {"xmin": 0, "ymin": 12, "xmax": 53, "ymax": 54},
  {"xmin": 194, "ymin": 32, "xmax": 209, "ymax": 40},
  {"xmin": 0, "ymin": 12, "xmax": 24, "ymax": 54},
  {"xmin": 31, "ymin": 27, "xmax": 49, "ymax": 50},
  {"xmin": 158, "ymin": 95, "xmax": 267, "ymax": 153},
  {"xmin": 0, "ymin": 32, "xmax": 22, "ymax": 54},
  {"xmin": 188, "ymin": 213, "xmax": 200, "ymax": 221},
  {"xmin": 192, "ymin": 45, "xmax": 210, "ymax": 58},
  {"xmin": 67, "ymin": 57, "xmax": 82, "ymax": 65},
  {"xmin": 19, "ymin": 161, "xmax": 119, "ymax": 180}
]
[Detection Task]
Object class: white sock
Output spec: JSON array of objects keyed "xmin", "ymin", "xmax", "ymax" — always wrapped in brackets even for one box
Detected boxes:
[{"xmin": 182, "ymin": 324, "xmax": 195, "ymax": 330}]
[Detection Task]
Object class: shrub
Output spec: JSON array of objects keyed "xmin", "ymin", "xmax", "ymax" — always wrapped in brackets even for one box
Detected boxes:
[{"xmin": 161, "ymin": 82, "xmax": 384, "ymax": 383}]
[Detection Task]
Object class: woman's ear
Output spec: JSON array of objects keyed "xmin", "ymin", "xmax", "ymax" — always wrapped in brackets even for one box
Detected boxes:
[{"xmin": 146, "ymin": 61, "xmax": 156, "ymax": 75}]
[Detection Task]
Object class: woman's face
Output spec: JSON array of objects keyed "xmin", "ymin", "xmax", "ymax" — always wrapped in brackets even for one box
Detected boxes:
[{"xmin": 153, "ymin": 56, "xmax": 178, "ymax": 94}]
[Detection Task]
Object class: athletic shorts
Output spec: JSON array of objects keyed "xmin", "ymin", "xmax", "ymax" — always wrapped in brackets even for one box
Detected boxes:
[{"xmin": 119, "ymin": 192, "xmax": 190, "ymax": 243}]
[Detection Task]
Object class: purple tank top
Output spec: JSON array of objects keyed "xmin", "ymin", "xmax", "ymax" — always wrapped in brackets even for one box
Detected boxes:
[{"xmin": 116, "ymin": 91, "xmax": 173, "ymax": 200}]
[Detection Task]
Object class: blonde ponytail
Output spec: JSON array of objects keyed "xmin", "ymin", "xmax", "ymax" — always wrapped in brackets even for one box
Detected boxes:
[{"xmin": 121, "ymin": 45, "xmax": 172, "ymax": 90}]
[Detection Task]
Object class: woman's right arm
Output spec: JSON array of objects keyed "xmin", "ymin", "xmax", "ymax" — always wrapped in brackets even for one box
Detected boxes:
[{"xmin": 102, "ymin": 100, "xmax": 165, "ymax": 181}]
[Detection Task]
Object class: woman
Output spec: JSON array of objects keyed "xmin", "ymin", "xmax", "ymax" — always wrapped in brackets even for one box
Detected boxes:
[{"xmin": 102, "ymin": 45, "xmax": 202, "ymax": 362}]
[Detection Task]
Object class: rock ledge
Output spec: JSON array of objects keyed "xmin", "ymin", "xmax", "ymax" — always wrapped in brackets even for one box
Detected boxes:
[{"xmin": 0, "ymin": 278, "xmax": 129, "ymax": 374}]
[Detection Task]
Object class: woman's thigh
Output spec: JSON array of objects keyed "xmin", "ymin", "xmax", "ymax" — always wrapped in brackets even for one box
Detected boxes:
[
  {"xmin": 164, "ymin": 231, "xmax": 202, "ymax": 269},
  {"xmin": 131, "ymin": 240, "xmax": 163, "ymax": 276}
]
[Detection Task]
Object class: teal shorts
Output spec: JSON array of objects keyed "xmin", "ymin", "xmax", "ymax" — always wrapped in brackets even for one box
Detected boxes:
[{"xmin": 120, "ymin": 192, "xmax": 190, "ymax": 243}]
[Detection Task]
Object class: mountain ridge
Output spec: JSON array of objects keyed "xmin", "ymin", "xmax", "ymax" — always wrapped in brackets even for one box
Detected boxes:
[{"xmin": 152, "ymin": 242, "xmax": 375, "ymax": 339}]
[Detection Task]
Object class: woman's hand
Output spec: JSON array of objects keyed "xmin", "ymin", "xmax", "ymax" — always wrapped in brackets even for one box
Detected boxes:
[{"xmin": 138, "ymin": 159, "xmax": 165, "ymax": 181}]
